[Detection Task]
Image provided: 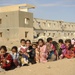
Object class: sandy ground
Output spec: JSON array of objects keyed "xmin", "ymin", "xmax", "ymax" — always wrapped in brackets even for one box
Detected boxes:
[{"xmin": 0, "ymin": 58, "xmax": 75, "ymax": 75}]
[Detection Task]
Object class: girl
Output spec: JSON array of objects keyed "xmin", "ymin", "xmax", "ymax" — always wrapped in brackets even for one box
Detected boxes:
[
  {"xmin": 18, "ymin": 39, "xmax": 29, "ymax": 66},
  {"xmin": 64, "ymin": 45, "xmax": 75, "ymax": 59},
  {"xmin": 58, "ymin": 39, "xmax": 66, "ymax": 59},
  {"xmin": 0, "ymin": 46, "xmax": 13, "ymax": 70},
  {"xmin": 52, "ymin": 41, "xmax": 59, "ymax": 60},
  {"xmin": 29, "ymin": 43, "xmax": 37, "ymax": 64},
  {"xmin": 37, "ymin": 39, "xmax": 48, "ymax": 63},
  {"xmin": 11, "ymin": 46, "xmax": 20, "ymax": 67},
  {"xmin": 25, "ymin": 40, "xmax": 33, "ymax": 64}
]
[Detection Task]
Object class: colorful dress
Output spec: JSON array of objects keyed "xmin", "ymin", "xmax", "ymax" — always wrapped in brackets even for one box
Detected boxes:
[
  {"xmin": 39, "ymin": 45, "xmax": 48, "ymax": 63},
  {"xmin": 18, "ymin": 45, "xmax": 28, "ymax": 66},
  {"xmin": 64, "ymin": 50, "xmax": 75, "ymax": 59},
  {"xmin": 11, "ymin": 53, "xmax": 20, "ymax": 67},
  {"xmin": 0, "ymin": 53, "xmax": 13, "ymax": 70},
  {"xmin": 59, "ymin": 44, "xmax": 66, "ymax": 58},
  {"xmin": 46, "ymin": 43, "xmax": 56, "ymax": 60}
]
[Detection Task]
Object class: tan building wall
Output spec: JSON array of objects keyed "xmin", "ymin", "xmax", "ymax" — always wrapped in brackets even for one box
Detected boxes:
[
  {"xmin": 19, "ymin": 11, "xmax": 33, "ymax": 28},
  {"xmin": 19, "ymin": 27, "xmax": 33, "ymax": 41},
  {"xmin": 0, "ymin": 10, "xmax": 33, "ymax": 47},
  {"xmin": 33, "ymin": 18, "xmax": 75, "ymax": 41}
]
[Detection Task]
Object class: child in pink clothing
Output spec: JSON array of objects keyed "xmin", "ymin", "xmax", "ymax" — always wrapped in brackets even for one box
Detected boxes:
[
  {"xmin": 39, "ymin": 45, "xmax": 48, "ymax": 63},
  {"xmin": 38, "ymin": 39, "xmax": 48, "ymax": 63}
]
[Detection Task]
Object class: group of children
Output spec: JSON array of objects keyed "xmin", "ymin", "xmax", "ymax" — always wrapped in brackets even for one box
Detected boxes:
[{"xmin": 0, "ymin": 38, "xmax": 75, "ymax": 71}]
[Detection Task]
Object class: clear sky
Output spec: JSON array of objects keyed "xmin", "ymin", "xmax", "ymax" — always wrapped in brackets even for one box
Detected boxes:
[{"xmin": 0, "ymin": 0, "xmax": 75, "ymax": 22}]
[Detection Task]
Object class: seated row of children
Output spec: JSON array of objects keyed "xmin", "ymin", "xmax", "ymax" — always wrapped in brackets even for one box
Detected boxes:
[
  {"xmin": 0, "ymin": 39, "xmax": 36, "ymax": 71},
  {"xmin": 0, "ymin": 38, "xmax": 75, "ymax": 71}
]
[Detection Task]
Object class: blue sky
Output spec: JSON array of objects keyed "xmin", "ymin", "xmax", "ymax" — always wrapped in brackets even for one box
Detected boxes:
[{"xmin": 0, "ymin": 0, "xmax": 75, "ymax": 22}]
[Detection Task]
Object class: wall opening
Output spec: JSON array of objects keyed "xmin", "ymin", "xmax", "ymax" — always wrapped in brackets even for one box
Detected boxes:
[
  {"xmin": 25, "ymin": 31, "xmax": 28, "ymax": 38},
  {"xmin": 52, "ymin": 33, "xmax": 55, "ymax": 37},
  {"xmin": 0, "ymin": 19, "xmax": 2, "ymax": 24},
  {"xmin": 24, "ymin": 18, "xmax": 30, "ymax": 25},
  {"xmin": 48, "ymin": 23, "xmax": 50, "ymax": 27},
  {"xmin": 0, "ymin": 32, "xmax": 2, "ymax": 37}
]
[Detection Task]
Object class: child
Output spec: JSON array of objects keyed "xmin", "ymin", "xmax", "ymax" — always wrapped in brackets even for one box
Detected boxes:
[
  {"xmin": 64, "ymin": 45, "xmax": 75, "ymax": 59},
  {"xmin": 35, "ymin": 47, "xmax": 40, "ymax": 63},
  {"xmin": 58, "ymin": 39, "xmax": 66, "ymax": 59},
  {"xmin": 37, "ymin": 39, "xmax": 48, "ymax": 63},
  {"xmin": 25, "ymin": 40, "xmax": 33, "ymax": 64},
  {"xmin": 11, "ymin": 46, "xmax": 20, "ymax": 68},
  {"xmin": 18, "ymin": 39, "xmax": 29, "ymax": 66},
  {"xmin": 46, "ymin": 37, "xmax": 56, "ymax": 61},
  {"xmin": 30, "ymin": 43, "xmax": 37, "ymax": 64},
  {"xmin": 0, "ymin": 46, "xmax": 13, "ymax": 71}
]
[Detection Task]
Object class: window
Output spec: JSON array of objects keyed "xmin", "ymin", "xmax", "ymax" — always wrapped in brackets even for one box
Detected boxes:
[
  {"xmin": 49, "ymin": 33, "xmax": 51, "ymax": 36},
  {"xmin": 38, "ymin": 22, "xmax": 40, "ymax": 26},
  {"xmin": 71, "ymin": 33, "xmax": 73, "ymax": 36},
  {"xmin": 43, "ymin": 33, "xmax": 45, "ymax": 36},
  {"xmin": 68, "ymin": 33, "xmax": 69, "ymax": 36},
  {"xmin": 33, "ymin": 21, "xmax": 34, "ymax": 23},
  {"xmin": 58, "ymin": 33, "xmax": 60, "ymax": 36},
  {"xmin": 0, "ymin": 19, "xmax": 2, "ymax": 24},
  {"xmin": 6, "ymin": 15, "xmax": 8, "ymax": 17},
  {"xmin": 59, "ymin": 21, "xmax": 61, "ymax": 23},
  {"xmin": 52, "ymin": 33, "xmax": 55, "ymax": 37},
  {"xmin": 54, "ymin": 23, "xmax": 55, "ymax": 25},
  {"xmin": 43, "ymin": 22, "xmax": 46, "ymax": 26},
  {"xmin": 48, "ymin": 23, "xmax": 50, "ymax": 27},
  {"xmin": 68, "ymin": 25, "xmax": 70, "ymax": 27},
  {"xmin": 37, "ymin": 33, "xmax": 40, "ymax": 37},
  {"xmin": 0, "ymin": 32, "xmax": 2, "ymax": 37},
  {"xmin": 24, "ymin": 18, "xmax": 30, "ymax": 25},
  {"xmin": 7, "ymin": 29, "xmax": 10, "ymax": 31},
  {"xmin": 65, "ymin": 25, "xmax": 66, "ymax": 27},
  {"xmin": 64, "ymin": 33, "xmax": 66, "ymax": 36},
  {"xmin": 25, "ymin": 31, "xmax": 28, "ymax": 38}
]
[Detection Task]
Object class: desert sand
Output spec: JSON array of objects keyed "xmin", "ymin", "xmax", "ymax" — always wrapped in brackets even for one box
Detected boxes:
[{"xmin": 0, "ymin": 58, "xmax": 75, "ymax": 75}]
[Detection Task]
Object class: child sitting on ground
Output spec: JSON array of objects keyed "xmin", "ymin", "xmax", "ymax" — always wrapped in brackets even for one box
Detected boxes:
[
  {"xmin": 30, "ymin": 43, "xmax": 37, "ymax": 64},
  {"xmin": 18, "ymin": 39, "xmax": 29, "ymax": 66},
  {"xmin": 64, "ymin": 45, "xmax": 75, "ymax": 59},
  {"xmin": 0, "ymin": 46, "xmax": 13, "ymax": 71},
  {"xmin": 11, "ymin": 46, "xmax": 20, "ymax": 68}
]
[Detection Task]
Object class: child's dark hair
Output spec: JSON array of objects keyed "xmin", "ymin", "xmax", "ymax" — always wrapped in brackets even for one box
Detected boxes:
[
  {"xmin": 0, "ymin": 45, "xmax": 7, "ymax": 51},
  {"xmin": 52, "ymin": 41, "xmax": 58, "ymax": 50},
  {"xmin": 68, "ymin": 45, "xmax": 74, "ymax": 50},
  {"xmin": 20, "ymin": 39, "xmax": 26, "ymax": 43},
  {"xmin": 38, "ymin": 39, "xmax": 45, "ymax": 44},
  {"xmin": 11, "ymin": 46, "xmax": 18, "ymax": 52},
  {"xmin": 26, "ymin": 39, "xmax": 31, "ymax": 44},
  {"xmin": 47, "ymin": 37, "xmax": 53, "ymax": 42},
  {"xmin": 58, "ymin": 39, "xmax": 63, "ymax": 43},
  {"xmin": 65, "ymin": 39, "xmax": 71, "ymax": 44},
  {"xmin": 32, "ymin": 43, "xmax": 37, "ymax": 47}
]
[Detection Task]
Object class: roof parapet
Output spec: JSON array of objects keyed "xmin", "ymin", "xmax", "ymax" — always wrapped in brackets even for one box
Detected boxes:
[{"xmin": 0, "ymin": 4, "xmax": 35, "ymax": 12}]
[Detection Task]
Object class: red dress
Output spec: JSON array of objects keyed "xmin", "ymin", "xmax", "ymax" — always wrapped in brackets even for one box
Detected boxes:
[
  {"xmin": 64, "ymin": 50, "xmax": 75, "ymax": 59},
  {"xmin": 0, "ymin": 53, "xmax": 13, "ymax": 70}
]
